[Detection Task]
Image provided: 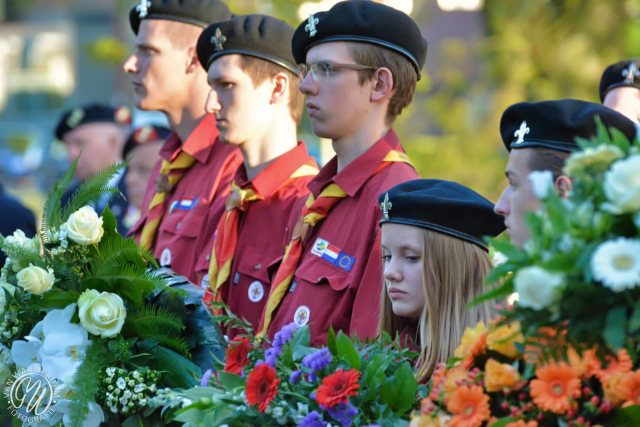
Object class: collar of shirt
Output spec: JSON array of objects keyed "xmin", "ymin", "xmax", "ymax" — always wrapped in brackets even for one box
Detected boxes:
[
  {"xmin": 159, "ymin": 114, "xmax": 219, "ymax": 164},
  {"xmin": 308, "ymin": 128, "xmax": 402, "ymax": 197},
  {"xmin": 235, "ymin": 142, "xmax": 317, "ymax": 200}
]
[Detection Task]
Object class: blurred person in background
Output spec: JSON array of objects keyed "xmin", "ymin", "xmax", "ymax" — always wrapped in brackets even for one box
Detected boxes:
[
  {"xmin": 600, "ymin": 59, "xmax": 640, "ymax": 125},
  {"xmin": 0, "ymin": 182, "xmax": 37, "ymax": 266},
  {"xmin": 55, "ymin": 103, "xmax": 132, "ymax": 235},
  {"xmin": 122, "ymin": 125, "xmax": 171, "ymax": 232}
]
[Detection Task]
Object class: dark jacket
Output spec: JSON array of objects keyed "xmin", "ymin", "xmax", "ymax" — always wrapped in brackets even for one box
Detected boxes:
[{"xmin": 0, "ymin": 186, "xmax": 37, "ymax": 266}]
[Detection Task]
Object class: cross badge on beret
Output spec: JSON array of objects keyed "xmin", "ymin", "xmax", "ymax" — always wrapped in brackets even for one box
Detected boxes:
[
  {"xmin": 622, "ymin": 63, "xmax": 640, "ymax": 84},
  {"xmin": 136, "ymin": 0, "xmax": 152, "ymax": 18},
  {"xmin": 380, "ymin": 193, "xmax": 392, "ymax": 221},
  {"xmin": 66, "ymin": 108, "xmax": 85, "ymax": 129},
  {"xmin": 305, "ymin": 14, "xmax": 319, "ymax": 37},
  {"xmin": 211, "ymin": 27, "xmax": 226, "ymax": 52},
  {"xmin": 514, "ymin": 121, "xmax": 530, "ymax": 145}
]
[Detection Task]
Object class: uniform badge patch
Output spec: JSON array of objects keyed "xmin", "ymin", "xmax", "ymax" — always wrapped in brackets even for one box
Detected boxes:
[
  {"xmin": 248, "ymin": 281, "xmax": 264, "ymax": 302},
  {"xmin": 169, "ymin": 200, "xmax": 179, "ymax": 215},
  {"xmin": 311, "ymin": 238, "xmax": 328, "ymax": 257},
  {"xmin": 335, "ymin": 252, "xmax": 355, "ymax": 272},
  {"xmin": 160, "ymin": 248, "xmax": 171, "ymax": 266},
  {"xmin": 179, "ymin": 198, "xmax": 199, "ymax": 210},
  {"xmin": 321, "ymin": 244, "xmax": 340, "ymax": 264},
  {"xmin": 294, "ymin": 305, "xmax": 310, "ymax": 327}
]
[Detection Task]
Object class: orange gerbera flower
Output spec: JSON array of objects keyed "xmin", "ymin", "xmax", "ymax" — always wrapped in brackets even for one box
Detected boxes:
[
  {"xmin": 601, "ymin": 372, "xmax": 625, "ymax": 407},
  {"xmin": 443, "ymin": 365, "xmax": 471, "ymax": 405},
  {"xmin": 484, "ymin": 358, "xmax": 523, "ymax": 392},
  {"xmin": 505, "ymin": 421, "xmax": 538, "ymax": 427},
  {"xmin": 566, "ymin": 347, "xmax": 590, "ymax": 380},
  {"xmin": 245, "ymin": 363, "xmax": 280, "ymax": 413},
  {"xmin": 618, "ymin": 370, "xmax": 640, "ymax": 408},
  {"xmin": 224, "ymin": 337, "xmax": 251, "ymax": 375},
  {"xmin": 454, "ymin": 322, "xmax": 488, "ymax": 360},
  {"xmin": 486, "ymin": 321, "xmax": 525, "ymax": 360},
  {"xmin": 587, "ymin": 348, "xmax": 633, "ymax": 381},
  {"xmin": 530, "ymin": 362, "xmax": 580, "ymax": 414},
  {"xmin": 315, "ymin": 368, "xmax": 360, "ymax": 408},
  {"xmin": 446, "ymin": 385, "xmax": 491, "ymax": 427}
]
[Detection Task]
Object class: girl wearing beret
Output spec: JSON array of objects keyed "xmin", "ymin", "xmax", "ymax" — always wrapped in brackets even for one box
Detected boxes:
[{"xmin": 377, "ymin": 179, "xmax": 505, "ymax": 382}]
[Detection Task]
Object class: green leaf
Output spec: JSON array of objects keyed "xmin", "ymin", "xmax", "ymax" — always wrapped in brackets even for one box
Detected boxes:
[
  {"xmin": 293, "ymin": 346, "xmax": 317, "ymax": 361},
  {"xmin": 327, "ymin": 325, "xmax": 338, "ymax": 356},
  {"xmin": 630, "ymin": 298, "xmax": 640, "ymax": 333},
  {"xmin": 612, "ymin": 401, "xmax": 640, "ymax": 426},
  {"xmin": 379, "ymin": 362, "xmax": 418, "ymax": 415},
  {"xmin": 488, "ymin": 238, "xmax": 527, "ymax": 263},
  {"xmin": 41, "ymin": 289, "xmax": 80, "ymax": 309},
  {"xmin": 487, "ymin": 418, "xmax": 519, "ymax": 427},
  {"xmin": 216, "ymin": 372, "xmax": 244, "ymax": 391},
  {"xmin": 539, "ymin": 252, "xmax": 578, "ymax": 271},
  {"xmin": 484, "ymin": 262, "xmax": 514, "ymax": 285},
  {"xmin": 336, "ymin": 330, "xmax": 361, "ymax": 369},
  {"xmin": 363, "ymin": 353, "xmax": 391, "ymax": 388},
  {"xmin": 470, "ymin": 276, "xmax": 514, "ymax": 307},
  {"xmin": 148, "ymin": 346, "xmax": 201, "ymax": 389},
  {"xmin": 604, "ymin": 307, "xmax": 627, "ymax": 350},
  {"xmin": 101, "ymin": 205, "xmax": 119, "ymax": 236},
  {"xmin": 291, "ymin": 326, "xmax": 311, "ymax": 361}
]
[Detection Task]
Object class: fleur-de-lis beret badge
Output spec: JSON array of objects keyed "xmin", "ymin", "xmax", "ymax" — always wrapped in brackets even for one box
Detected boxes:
[
  {"xmin": 305, "ymin": 14, "xmax": 319, "ymax": 37},
  {"xmin": 380, "ymin": 193, "xmax": 392, "ymax": 221},
  {"xmin": 66, "ymin": 108, "xmax": 85, "ymax": 129},
  {"xmin": 211, "ymin": 28, "xmax": 226, "ymax": 52},
  {"xmin": 136, "ymin": 0, "xmax": 152, "ymax": 18},
  {"xmin": 622, "ymin": 63, "xmax": 640, "ymax": 85},
  {"xmin": 514, "ymin": 121, "xmax": 530, "ymax": 145}
]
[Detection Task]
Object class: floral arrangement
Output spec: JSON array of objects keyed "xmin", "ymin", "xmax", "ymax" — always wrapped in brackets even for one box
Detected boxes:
[
  {"xmin": 410, "ymin": 319, "xmax": 640, "ymax": 427},
  {"xmin": 156, "ymin": 310, "xmax": 420, "ymax": 427},
  {"xmin": 0, "ymin": 159, "xmax": 201, "ymax": 426}
]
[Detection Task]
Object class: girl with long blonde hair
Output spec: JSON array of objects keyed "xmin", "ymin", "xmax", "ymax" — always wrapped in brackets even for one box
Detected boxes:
[{"xmin": 377, "ymin": 179, "xmax": 504, "ymax": 383}]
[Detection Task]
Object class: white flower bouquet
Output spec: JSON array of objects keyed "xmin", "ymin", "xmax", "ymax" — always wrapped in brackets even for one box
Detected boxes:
[{"xmin": 0, "ymin": 158, "xmax": 200, "ymax": 426}]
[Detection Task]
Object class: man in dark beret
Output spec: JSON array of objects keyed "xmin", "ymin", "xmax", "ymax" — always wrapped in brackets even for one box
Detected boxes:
[
  {"xmin": 122, "ymin": 0, "xmax": 243, "ymax": 282},
  {"xmin": 494, "ymin": 99, "xmax": 636, "ymax": 248},
  {"xmin": 193, "ymin": 14, "xmax": 319, "ymax": 338},
  {"xmin": 259, "ymin": 1, "xmax": 426, "ymax": 345},
  {"xmin": 599, "ymin": 59, "xmax": 640, "ymax": 123},
  {"xmin": 55, "ymin": 103, "xmax": 131, "ymax": 234}
]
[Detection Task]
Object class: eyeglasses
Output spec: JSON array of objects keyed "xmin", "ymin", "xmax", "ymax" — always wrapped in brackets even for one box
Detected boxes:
[{"xmin": 297, "ymin": 62, "xmax": 377, "ymax": 82}]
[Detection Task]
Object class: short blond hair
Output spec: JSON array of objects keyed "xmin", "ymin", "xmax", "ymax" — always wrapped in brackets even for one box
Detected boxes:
[{"xmin": 347, "ymin": 42, "xmax": 418, "ymax": 125}]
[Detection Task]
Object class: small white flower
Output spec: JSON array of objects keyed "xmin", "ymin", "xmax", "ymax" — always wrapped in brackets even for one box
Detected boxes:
[
  {"xmin": 564, "ymin": 144, "xmax": 625, "ymax": 176},
  {"xmin": 272, "ymin": 407, "xmax": 284, "ymax": 418},
  {"xmin": 117, "ymin": 377, "xmax": 126, "ymax": 389},
  {"xmin": 139, "ymin": 398, "xmax": 147, "ymax": 406},
  {"xmin": 134, "ymin": 383, "xmax": 146, "ymax": 393},
  {"xmin": 528, "ymin": 170, "xmax": 554, "ymax": 200},
  {"xmin": 591, "ymin": 238, "xmax": 640, "ymax": 292},
  {"xmin": 602, "ymin": 154, "xmax": 640, "ymax": 214},
  {"xmin": 491, "ymin": 250, "xmax": 508, "ymax": 267},
  {"xmin": 514, "ymin": 266, "xmax": 565, "ymax": 310},
  {"xmin": 133, "ymin": 371, "xmax": 141, "ymax": 379},
  {"xmin": 181, "ymin": 398, "xmax": 193, "ymax": 408}
]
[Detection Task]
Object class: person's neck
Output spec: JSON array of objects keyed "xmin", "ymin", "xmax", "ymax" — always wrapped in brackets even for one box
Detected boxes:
[
  {"xmin": 333, "ymin": 114, "xmax": 391, "ymax": 172},
  {"xmin": 164, "ymin": 81, "xmax": 209, "ymax": 143},
  {"xmin": 240, "ymin": 114, "xmax": 298, "ymax": 181}
]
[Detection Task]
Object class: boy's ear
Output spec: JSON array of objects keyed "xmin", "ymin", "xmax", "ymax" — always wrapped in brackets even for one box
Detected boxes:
[
  {"xmin": 555, "ymin": 175, "xmax": 572, "ymax": 198},
  {"xmin": 370, "ymin": 67, "xmax": 394, "ymax": 103}
]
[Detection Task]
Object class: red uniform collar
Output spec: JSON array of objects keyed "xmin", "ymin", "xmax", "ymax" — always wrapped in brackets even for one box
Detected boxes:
[{"xmin": 159, "ymin": 114, "xmax": 220, "ymax": 164}]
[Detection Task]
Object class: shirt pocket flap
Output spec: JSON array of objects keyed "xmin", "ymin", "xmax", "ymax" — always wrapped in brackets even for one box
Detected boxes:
[
  {"xmin": 295, "ymin": 256, "xmax": 351, "ymax": 292},
  {"xmin": 158, "ymin": 206, "xmax": 206, "ymax": 238},
  {"xmin": 236, "ymin": 247, "xmax": 274, "ymax": 284}
]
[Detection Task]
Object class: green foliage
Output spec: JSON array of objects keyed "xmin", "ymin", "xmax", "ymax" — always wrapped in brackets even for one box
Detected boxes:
[
  {"xmin": 42, "ymin": 155, "xmax": 79, "ymax": 230},
  {"xmin": 124, "ymin": 304, "xmax": 189, "ymax": 356},
  {"xmin": 68, "ymin": 340, "xmax": 109, "ymax": 427}
]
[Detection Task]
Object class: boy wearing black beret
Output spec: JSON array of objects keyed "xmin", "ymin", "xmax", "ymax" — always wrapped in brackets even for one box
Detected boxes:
[
  {"xmin": 599, "ymin": 59, "xmax": 640, "ymax": 123},
  {"xmin": 122, "ymin": 0, "xmax": 243, "ymax": 283},
  {"xmin": 494, "ymin": 99, "xmax": 636, "ymax": 248},
  {"xmin": 259, "ymin": 1, "xmax": 426, "ymax": 345},
  {"xmin": 192, "ymin": 14, "xmax": 319, "ymax": 338}
]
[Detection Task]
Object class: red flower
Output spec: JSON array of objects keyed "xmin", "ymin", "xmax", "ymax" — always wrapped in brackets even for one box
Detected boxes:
[
  {"xmin": 224, "ymin": 337, "xmax": 251, "ymax": 375},
  {"xmin": 315, "ymin": 369, "xmax": 360, "ymax": 408},
  {"xmin": 245, "ymin": 363, "xmax": 280, "ymax": 413}
]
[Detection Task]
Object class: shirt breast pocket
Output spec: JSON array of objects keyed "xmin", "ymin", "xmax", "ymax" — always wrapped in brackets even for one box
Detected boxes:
[
  {"xmin": 295, "ymin": 255, "xmax": 351, "ymax": 292},
  {"xmin": 235, "ymin": 246, "xmax": 274, "ymax": 285},
  {"xmin": 158, "ymin": 203, "xmax": 207, "ymax": 239}
]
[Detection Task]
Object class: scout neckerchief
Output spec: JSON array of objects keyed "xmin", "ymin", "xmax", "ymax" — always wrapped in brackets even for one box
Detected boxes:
[
  {"xmin": 257, "ymin": 149, "xmax": 413, "ymax": 337},
  {"xmin": 139, "ymin": 151, "xmax": 196, "ymax": 250},
  {"xmin": 204, "ymin": 163, "xmax": 319, "ymax": 312}
]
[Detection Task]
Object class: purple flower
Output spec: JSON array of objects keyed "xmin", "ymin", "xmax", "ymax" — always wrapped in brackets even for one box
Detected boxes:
[
  {"xmin": 326, "ymin": 402, "xmax": 358, "ymax": 427},
  {"xmin": 200, "ymin": 369, "xmax": 213, "ymax": 387},
  {"xmin": 265, "ymin": 346, "xmax": 282, "ymax": 367},
  {"xmin": 273, "ymin": 322, "xmax": 297, "ymax": 347},
  {"xmin": 290, "ymin": 370, "xmax": 302, "ymax": 384},
  {"xmin": 297, "ymin": 410, "xmax": 324, "ymax": 427},
  {"xmin": 302, "ymin": 348, "xmax": 332, "ymax": 372},
  {"xmin": 308, "ymin": 372, "xmax": 319, "ymax": 382}
]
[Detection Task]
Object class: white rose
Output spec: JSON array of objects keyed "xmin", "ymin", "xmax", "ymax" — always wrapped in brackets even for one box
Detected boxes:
[
  {"xmin": 78, "ymin": 289, "xmax": 126, "ymax": 338},
  {"xmin": 563, "ymin": 144, "xmax": 625, "ymax": 176},
  {"xmin": 603, "ymin": 155, "xmax": 640, "ymax": 214},
  {"xmin": 528, "ymin": 170, "xmax": 554, "ymax": 200},
  {"xmin": 66, "ymin": 206, "xmax": 104, "ymax": 245},
  {"xmin": 514, "ymin": 266, "xmax": 565, "ymax": 310},
  {"xmin": 0, "ymin": 280, "xmax": 16, "ymax": 297},
  {"xmin": 16, "ymin": 264, "xmax": 55, "ymax": 295},
  {"xmin": 4, "ymin": 229, "xmax": 38, "ymax": 253}
]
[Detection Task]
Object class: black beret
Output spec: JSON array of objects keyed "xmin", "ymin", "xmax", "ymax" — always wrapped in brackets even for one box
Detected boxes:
[
  {"xmin": 500, "ymin": 99, "xmax": 637, "ymax": 152},
  {"xmin": 599, "ymin": 59, "xmax": 640, "ymax": 102},
  {"xmin": 55, "ymin": 104, "xmax": 132, "ymax": 141},
  {"xmin": 197, "ymin": 15, "xmax": 297, "ymax": 74},
  {"xmin": 123, "ymin": 125, "xmax": 172, "ymax": 159},
  {"xmin": 378, "ymin": 179, "xmax": 504, "ymax": 251},
  {"xmin": 292, "ymin": 1, "xmax": 427, "ymax": 79},
  {"xmin": 129, "ymin": 0, "xmax": 231, "ymax": 35}
]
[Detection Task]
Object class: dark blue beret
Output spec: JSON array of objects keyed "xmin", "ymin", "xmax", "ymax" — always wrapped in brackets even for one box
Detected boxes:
[
  {"xmin": 500, "ymin": 99, "xmax": 637, "ymax": 152},
  {"xmin": 292, "ymin": 1, "xmax": 427, "ymax": 79},
  {"xmin": 378, "ymin": 179, "xmax": 504, "ymax": 251},
  {"xmin": 55, "ymin": 104, "xmax": 132, "ymax": 141},
  {"xmin": 599, "ymin": 59, "xmax": 640, "ymax": 102},
  {"xmin": 197, "ymin": 15, "xmax": 297, "ymax": 74},
  {"xmin": 129, "ymin": 0, "xmax": 231, "ymax": 35},
  {"xmin": 123, "ymin": 125, "xmax": 172, "ymax": 159}
]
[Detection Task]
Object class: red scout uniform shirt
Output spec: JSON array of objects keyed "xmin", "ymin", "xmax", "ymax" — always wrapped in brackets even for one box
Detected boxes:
[
  {"xmin": 266, "ymin": 130, "xmax": 419, "ymax": 346},
  {"xmin": 129, "ymin": 114, "xmax": 243, "ymax": 282},
  {"xmin": 193, "ymin": 143, "xmax": 318, "ymax": 338}
]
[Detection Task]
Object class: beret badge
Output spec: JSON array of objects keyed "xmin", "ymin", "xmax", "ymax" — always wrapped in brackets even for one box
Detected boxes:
[
  {"xmin": 305, "ymin": 14, "xmax": 319, "ymax": 37},
  {"xmin": 622, "ymin": 62, "xmax": 640, "ymax": 85},
  {"xmin": 136, "ymin": 0, "xmax": 152, "ymax": 18},
  {"xmin": 211, "ymin": 27, "xmax": 226, "ymax": 52},
  {"xmin": 514, "ymin": 121, "xmax": 530, "ymax": 145},
  {"xmin": 66, "ymin": 108, "xmax": 85, "ymax": 129},
  {"xmin": 380, "ymin": 193, "xmax": 392, "ymax": 221},
  {"xmin": 114, "ymin": 106, "xmax": 132, "ymax": 124}
]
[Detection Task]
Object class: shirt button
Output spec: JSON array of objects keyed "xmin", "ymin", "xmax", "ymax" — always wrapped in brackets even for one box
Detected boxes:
[
  {"xmin": 255, "ymin": 263, "xmax": 261, "ymax": 270},
  {"xmin": 318, "ymin": 277, "xmax": 322, "ymax": 281},
  {"xmin": 206, "ymin": 254, "xmax": 211, "ymax": 261},
  {"xmin": 176, "ymin": 222, "xmax": 181, "ymax": 230}
]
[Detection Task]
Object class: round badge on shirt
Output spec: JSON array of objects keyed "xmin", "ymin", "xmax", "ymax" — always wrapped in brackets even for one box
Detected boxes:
[
  {"xmin": 294, "ymin": 305, "xmax": 310, "ymax": 327},
  {"xmin": 160, "ymin": 248, "xmax": 171, "ymax": 266},
  {"xmin": 248, "ymin": 281, "xmax": 264, "ymax": 302}
]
